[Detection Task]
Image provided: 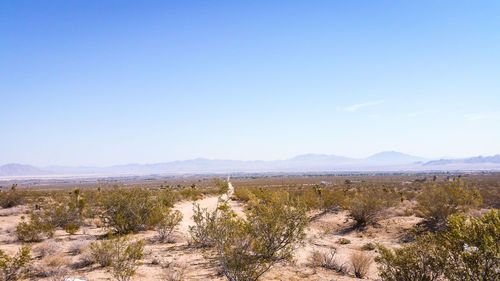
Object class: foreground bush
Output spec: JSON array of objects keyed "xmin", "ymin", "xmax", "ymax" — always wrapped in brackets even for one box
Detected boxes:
[
  {"xmin": 99, "ymin": 188, "xmax": 163, "ymax": 234},
  {"xmin": 90, "ymin": 236, "xmax": 144, "ymax": 281},
  {"xmin": 155, "ymin": 207, "xmax": 183, "ymax": 242},
  {"xmin": 190, "ymin": 193, "xmax": 308, "ymax": 281},
  {"xmin": 376, "ymin": 209, "xmax": 500, "ymax": 281},
  {"xmin": 347, "ymin": 188, "xmax": 398, "ymax": 227},
  {"xmin": 16, "ymin": 213, "xmax": 55, "ymax": 242},
  {"xmin": 415, "ymin": 180, "xmax": 482, "ymax": 229},
  {"xmin": 0, "ymin": 245, "xmax": 32, "ymax": 281}
]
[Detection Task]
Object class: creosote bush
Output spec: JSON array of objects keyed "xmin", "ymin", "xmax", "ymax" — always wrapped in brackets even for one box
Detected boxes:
[
  {"xmin": 0, "ymin": 245, "xmax": 32, "ymax": 281},
  {"xmin": 90, "ymin": 235, "xmax": 144, "ymax": 281},
  {"xmin": 155, "ymin": 208, "xmax": 183, "ymax": 242},
  {"xmin": 376, "ymin": 209, "xmax": 500, "ymax": 281},
  {"xmin": 347, "ymin": 188, "xmax": 398, "ymax": 227},
  {"xmin": 0, "ymin": 185, "xmax": 24, "ymax": 209},
  {"xmin": 16, "ymin": 213, "xmax": 55, "ymax": 242},
  {"xmin": 98, "ymin": 188, "xmax": 164, "ymax": 234},
  {"xmin": 190, "ymin": 192, "xmax": 308, "ymax": 281},
  {"xmin": 415, "ymin": 180, "xmax": 482, "ymax": 229}
]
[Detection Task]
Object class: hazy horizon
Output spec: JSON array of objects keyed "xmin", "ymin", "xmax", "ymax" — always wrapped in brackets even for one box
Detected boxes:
[{"xmin": 2, "ymin": 1, "xmax": 500, "ymax": 166}]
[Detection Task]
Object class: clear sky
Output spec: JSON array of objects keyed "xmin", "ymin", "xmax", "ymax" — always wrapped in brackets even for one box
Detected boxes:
[{"xmin": 1, "ymin": 0, "xmax": 500, "ymax": 166}]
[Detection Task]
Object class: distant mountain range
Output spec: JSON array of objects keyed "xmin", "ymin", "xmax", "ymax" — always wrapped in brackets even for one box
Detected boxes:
[{"xmin": 1, "ymin": 151, "xmax": 500, "ymax": 178}]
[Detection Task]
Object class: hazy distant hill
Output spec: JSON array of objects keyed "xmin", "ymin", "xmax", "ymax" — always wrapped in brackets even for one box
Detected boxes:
[
  {"xmin": 1, "ymin": 152, "xmax": 500, "ymax": 178},
  {"xmin": 0, "ymin": 164, "xmax": 45, "ymax": 176},
  {"xmin": 424, "ymin": 154, "xmax": 500, "ymax": 166},
  {"xmin": 365, "ymin": 151, "xmax": 426, "ymax": 164}
]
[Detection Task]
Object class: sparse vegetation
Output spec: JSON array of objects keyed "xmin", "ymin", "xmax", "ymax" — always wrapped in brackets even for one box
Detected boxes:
[
  {"xmin": 190, "ymin": 191, "xmax": 308, "ymax": 281},
  {"xmin": 90, "ymin": 235, "xmax": 145, "ymax": 281},
  {"xmin": 155, "ymin": 208, "xmax": 183, "ymax": 242},
  {"xmin": 0, "ymin": 245, "xmax": 32, "ymax": 281},
  {"xmin": 98, "ymin": 188, "xmax": 164, "ymax": 234},
  {"xmin": 377, "ymin": 209, "xmax": 500, "ymax": 281},
  {"xmin": 351, "ymin": 252, "xmax": 372, "ymax": 278},
  {"xmin": 415, "ymin": 180, "xmax": 482, "ymax": 229}
]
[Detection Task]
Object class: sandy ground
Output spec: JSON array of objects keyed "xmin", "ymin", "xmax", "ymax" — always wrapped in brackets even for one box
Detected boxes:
[{"xmin": 0, "ymin": 182, "xmax": 423, "ymax": 281}]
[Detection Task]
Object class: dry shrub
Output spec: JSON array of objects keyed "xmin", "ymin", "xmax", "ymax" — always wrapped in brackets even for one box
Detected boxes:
[
  {"xmin": 35, "ymin": 254, "xmax": 70, "ymax": 281},
  {"xmin": 162, "ymin": 261, "xmax": 186, "ymax": 281},
  {"xmin": 33, "ymin": 240, "xmax": 58, "ymax": 258},
  {"xmin": 351, "ymin": 252, "xmax": 372, "ymax": 278},
  {"xmin": 308, "ymin": 249, "xmax": 348, "ymax": 274},
  {"xmin": 68, "ymin": 239, "xmax": 90, "ymax": 256},
  {"xmin": 72, "ymin": 249, "xmax": 94, "ymax": 269}
]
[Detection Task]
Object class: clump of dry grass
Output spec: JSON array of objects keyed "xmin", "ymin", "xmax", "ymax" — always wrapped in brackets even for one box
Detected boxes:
[
  {"xmin": 34, "ymin": 254, "xmax": 70, "ymax": 281},
  {"xmin": 33, "ymin": 240, "xmax": 58, "ymax": 258},
  {"xmin": 68, "ymin": 239, "xmax": 90, "ymax": 256},
  {"xmin": 308, "ymin": 249, "xmax": 348, "ymax": 274},
  {"xmin": 350, "ymin": 252, "xmax": 372, "ymax": 278},
  {"xmin": 162, "ymin": 261, "xmax": 186, "ymax": 281}
]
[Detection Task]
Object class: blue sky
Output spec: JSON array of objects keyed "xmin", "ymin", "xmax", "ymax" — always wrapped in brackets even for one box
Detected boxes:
[{"xmin": 1, "ymin": 0, "xmax": 499, "ymax": 166}]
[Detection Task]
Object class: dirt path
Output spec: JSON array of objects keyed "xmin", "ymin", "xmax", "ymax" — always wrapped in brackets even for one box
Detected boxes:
[{"xmin": 174, "ymin": 180, "xmax": 237, "ymax": 236}]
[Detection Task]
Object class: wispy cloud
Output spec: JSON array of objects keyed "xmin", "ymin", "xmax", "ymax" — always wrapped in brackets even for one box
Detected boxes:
[
  {"xmin": 344, "ymin": 100, "xmax": 384, "ymax": 112},
  {"xmin": 464, "ymin": 112, "xmax": 500, "ymax": 121}
]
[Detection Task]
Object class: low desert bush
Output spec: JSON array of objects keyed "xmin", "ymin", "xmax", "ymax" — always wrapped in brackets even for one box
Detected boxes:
[
  {"xmin": 34, "ymin": 254, "xmax": 70, "ymax": 281},
  {"xmin": 361, "ymin": 242, "xmax": 376, "ymax": 251},
  {"xmin": 188, "ymin": 203, "xmax": 216, "ymax": 247},
  {"xmin": 337, "ymin": 238, "xmax": 351, "ymax": 245},
  {"xmin": 415, "ymin": 180, "xmax": 482, "ymax": 229},
  {"xmin": 376, "ymin": 209, "xmax": 500, "ymax": 281},
  {"xmin": 155, "ymin": 208, "xmax": 183, "ymax": 242},
  {"xmin": 0, "ymin": 190, "xmax": 24, "ymax": 209},
  {"xmin": 190, "ymin": 192, "xmax": 308, "ymax": 281},
  {"xmin": 350, "ymin": 252, "xmax": 372, "ymax": 278},
  {"xmin": 98, "ymin": 188, "xmax": 163, "ymax": 234},
  {"xmin": 0, "ymin": 245, "xmax": 32, "ymax": 281},
  {"xmin": 90, "ymin": 235, "xmax": 144, "ymax": 281},
  {"xmin": 16, "ymin": 213, "xmax": 55, "ymax": 242},
  {"xmin": 347, "ymin": 188, "xmax": 398, "ymax": 227},
  {"xmin": 33, "ymin": 241, "xmax": 58, "ymax": 258},
  {"xmin": 68, "ymin": 240, "xmax": 90, "ymax": 256},
  {"xmin": 309, "ymin": 249, "xmax": 348, "ymax": 273},
  {"xmin": 376, "ymin": 234, "xmax": 443, "ymax": 281},
  {"xmin": 162, "ymin": 262, "xmax": 186, "ymax": 281}
]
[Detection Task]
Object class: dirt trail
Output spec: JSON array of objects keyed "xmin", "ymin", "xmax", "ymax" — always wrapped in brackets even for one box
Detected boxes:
[{"xmin": 174, "ymin": 180, "xmax": 238, "ymax": 236}]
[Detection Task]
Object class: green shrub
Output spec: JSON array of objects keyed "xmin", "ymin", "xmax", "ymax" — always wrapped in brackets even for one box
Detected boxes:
[
  {"xmin": 376, "ymin": 234, "xmax": 444, "ymax": 281},
  {"xmin": 347, "ymin": 188, "xmax": 398, "ymax": 227},
  {"xmin": 191, "ymin": 192, "xmax": 308, "ymax": 281},
  {"xmin": 16, "ymin": 213, "xmax": 55, "ymax": 242},
  {"xmin": 189, "ymin": 203, "xmax": 216, "ymax": 248},
  {"xmin": 155, "ymin": 208, "xmax": 183, "ymax": 242},
  {"xmin": 376, "ymin": 209, "xmax": 500, "ymax": 281},
  {"xmin": 0, "ymin": 185, "xmax": 24, "ymax": 208},
  {"xmin": 438, "ymin": 209, "xmax": 499, "ymax": 281},
  {"xmin": 361, "ymin": 242, "xmax": 376, "ymax": 251},
  {"xmin": 98, "ymin": 188, "xmax": 163, "ymax": 234},
  {"xmin": 90, "ymin": 236, "xmax": 144, "ymax": 281},
  {"xmin": 336, "ymin": 238, "xmax": 351, "ymax": 245},
  {"xmin": 415, "ymin": 180, "xmax": 482, "ymax": 228},
  {"xmin": 0, "ymin": 245, "xmax": 32, "ymax": 281}
]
